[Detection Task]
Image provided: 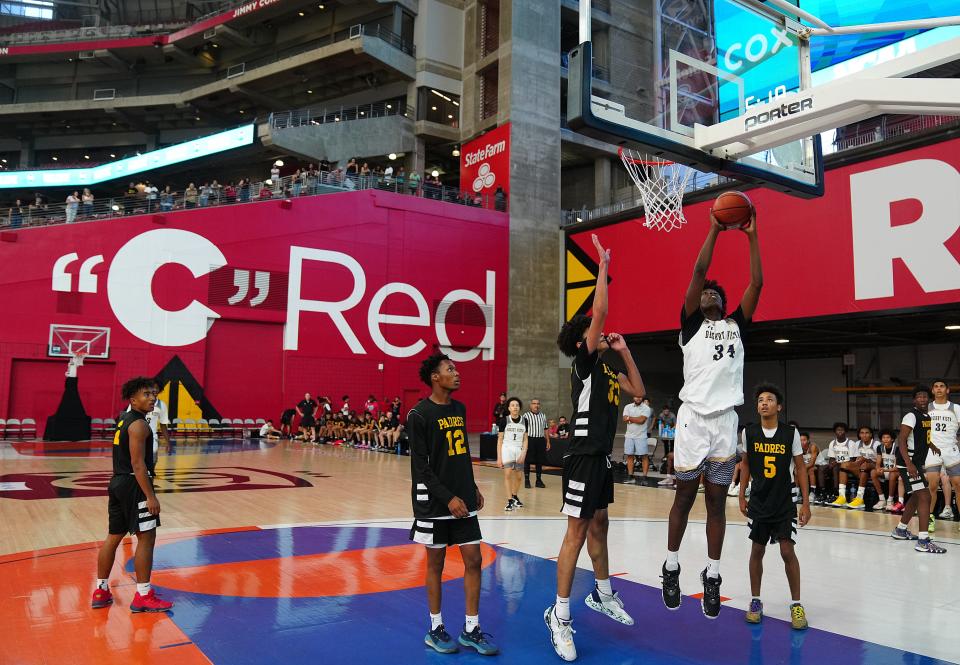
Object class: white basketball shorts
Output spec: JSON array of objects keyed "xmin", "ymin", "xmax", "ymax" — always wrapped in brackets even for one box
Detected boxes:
[
  {"xmin": 501, "ymin": 445, "xmax": 523, "ymax": 470},
  {"xmin": 674, "ymin": 403, "xmax": 739, "ymax": 474}
]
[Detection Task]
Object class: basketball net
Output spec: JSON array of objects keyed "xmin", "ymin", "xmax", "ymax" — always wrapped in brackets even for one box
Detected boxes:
[
  {"xmin": 66, "ymin": 350, "xmax": 87, "ymax": 378},
  {"xmin": 619, "ymin": 148, "xmax": 692, "ymax": 232}
]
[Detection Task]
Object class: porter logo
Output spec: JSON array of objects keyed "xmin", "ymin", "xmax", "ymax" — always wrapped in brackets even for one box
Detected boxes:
[{"xmin": 743, "ymin": 98, "xmax": 813, "ymax": 130}]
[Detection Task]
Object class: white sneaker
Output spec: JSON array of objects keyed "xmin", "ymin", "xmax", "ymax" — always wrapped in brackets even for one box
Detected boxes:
[
  {"xmin": 727, "ymin": 484, "xmax": 739, "ymax": 497},
  {"xmin": 544, "ymin": 606, "xmax": 577, "ymax": 661},
  {"xmin": 872, "ymin": 499, "xmax": 886, "ymax": 511},
  {"xmin": 657, "ymin": 476, "xmax": 673, "ymax": 486},
  {"xmin": 584, "ymin": 587, "xmax": 634, "ymax": 625},
  {"xmin": 744, "ymin": 484, "xmax": 751, "ymax": 498},
  {"xmin": 939, "ymin": 507, "xmax": 954, "ymax": 520}
]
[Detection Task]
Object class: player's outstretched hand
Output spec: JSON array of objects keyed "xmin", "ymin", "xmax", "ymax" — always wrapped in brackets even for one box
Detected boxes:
[
  {"xmin": 475, "ymin": 488, "xmax": 485, "ymax": 511},
  {"xmin": 448, "ymin": 496, "xmax": 469, "ymax": 518},
  {"xmin": 799, "ymin": 502, "xmax": 811, "ymax": 527},
  {"xmin": 739, "ymin": 496, "xmax": 749, "ymax": 518},
  {"xmin": 740, "ymin": 211, "xmax": 757, "ymax": 235},
  {"xmin": 591, "ymin": 233, "xmax": 611, "ymax": 265},
  {"xmin": 708, "ymin": 210, "xmax": 726, "ymax": 232},
  {"xmin": 606, "ymin": 333, "xmax": 627, "ymax": 352}
]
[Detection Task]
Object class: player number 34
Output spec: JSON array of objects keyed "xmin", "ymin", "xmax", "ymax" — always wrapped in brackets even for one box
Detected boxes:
[
  {"xmin": 446, "ymin": 430, "xmax": 467, "ymax": 456},
  {"xmin": 713, "ymin": 344, "xmax": 735, "ymax": 361}
]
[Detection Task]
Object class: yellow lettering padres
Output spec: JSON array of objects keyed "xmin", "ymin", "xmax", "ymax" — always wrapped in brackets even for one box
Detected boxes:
[
  {"xmin": 437, "ymin": 416, "xmax": 465, "ymax": 430},
  {"xmin": 753, "ymin": 442, "xmax": 786, "ymax": 454}
]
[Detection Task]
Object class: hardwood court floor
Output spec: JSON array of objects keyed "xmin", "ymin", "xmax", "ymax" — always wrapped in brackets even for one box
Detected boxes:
[{"xmin": 1, "ymin": 438, "xmax": 958, "ymax": 665}]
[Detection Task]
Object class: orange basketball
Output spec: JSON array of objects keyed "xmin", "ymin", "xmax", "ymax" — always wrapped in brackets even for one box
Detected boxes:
[{"xmin": 711, "ymin": 191, "xmax": 754, "ymax": 227}]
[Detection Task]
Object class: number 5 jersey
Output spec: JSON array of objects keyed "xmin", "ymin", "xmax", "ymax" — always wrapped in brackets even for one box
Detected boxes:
[{"xmin": 408, "ymin": 398, "xmax": 478, "ymax": 519}]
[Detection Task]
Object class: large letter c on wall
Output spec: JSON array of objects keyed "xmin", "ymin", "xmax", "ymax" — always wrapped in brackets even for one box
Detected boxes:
[{"xmin": 107, "ymin": 229, "xmax": 227, "ymax": 346}]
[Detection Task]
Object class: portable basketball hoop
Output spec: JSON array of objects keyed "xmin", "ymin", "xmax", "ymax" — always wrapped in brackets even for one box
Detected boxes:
[
  {"xmin": 619, "ymin": 148, "xmax": 693, "ymax": 232},
  {"xmin": 48, "ymin": 324, "xmax": 110, "ymax": 377},
  {"xmin": 66, "ymin": 349, "xmax": 87, "ymax": 378}
]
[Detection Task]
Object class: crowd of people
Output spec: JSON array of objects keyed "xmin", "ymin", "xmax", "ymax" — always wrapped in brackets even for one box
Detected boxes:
[
  {"xmin": 2, "ymin": 159, "xmax": 507, "ymax": 228},
  {"xmin": 270, "ymin": 393, "xmax": 407, "ymax": 452}
]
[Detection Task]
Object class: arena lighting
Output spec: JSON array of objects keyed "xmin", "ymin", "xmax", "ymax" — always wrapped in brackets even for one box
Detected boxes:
[
  {"xmin": 307, "ymin": 89, "xmax": 313, "ymax": 94},
  {"xmin": 274, "ymin": 160, "xmax": 284, "ymax": 167},
  {"xmin": 298, "ymin": 11, "xmax": 305, "ymax": 16},
  {"xmin": 52, "ymin": 156, "xmax": 58, "ymax": 161},
  {"xmin": 0, "ymin": 125, "xmax": 255, "ymax": 189},
  {"xmin": 109, "ymin": 153, "xmax": 115, "ymax": 158},
  {"xmin": 774, "ymin": 338, "xmax": 790, "ymax": 344},
  {"xmin": 84, "ymin": 155, "xmax": 89, "ymax": 159},
  {"xmin": 111, "ymin": 204, "xmax": 120, "ymax": 211},
  {"xmin": 946, "ymin": 325, "xmax": 960, "ymax": 330},
  {"xmin": 388, "ymin": 153, "xmax": 397, "ymax": 160},
  {"xmin": 452, "ymin": 148, "xmax": 460, "ymax": 157},
  {"xmin": 431, "ymin": 170, "xmax": 440, "ymax": 177}
]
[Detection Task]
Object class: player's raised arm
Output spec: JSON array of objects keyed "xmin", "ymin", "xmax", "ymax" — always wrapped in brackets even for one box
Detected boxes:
[
  {"xmin": 607, "ymin": 333, "xmax": 644, "ymax": 397},
  {"xmin": 738, "ymin": 212, "xmax": 763, "ymax": 320},
  {"xmin": 584, "ymin": 234, "xmax": 610, "ymax": 354},
  {"xmin": 684, "ymin": 213, "xmax": 723, "ymax": 317}
]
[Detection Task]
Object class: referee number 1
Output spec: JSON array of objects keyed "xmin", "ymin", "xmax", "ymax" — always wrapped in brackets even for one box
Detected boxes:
[{"xmin": 446, "ymin": 430, "xmax": 467, "ymax": 456}]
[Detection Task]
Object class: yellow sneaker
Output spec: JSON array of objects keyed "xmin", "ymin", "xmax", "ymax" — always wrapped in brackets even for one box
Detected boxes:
[
  {"xmin": 830, "ymin": 495, "xmax": 847, "ymax": 507},
  {"xmin": 790, "ymin": 603, "xmax": 808, "ymax": 630},
  {"xmin": 847, "ymin": 497, "xmax": 865, "ymax": 510}
]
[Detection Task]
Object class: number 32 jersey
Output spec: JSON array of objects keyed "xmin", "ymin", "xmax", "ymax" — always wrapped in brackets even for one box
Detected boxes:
[
  {"xmin": 567, "ymin": 343, "xmax": 621, "ymax": 457},
  {"xmin": 678, "ymin": 306, "xmax": 748, "ymax": 416}
]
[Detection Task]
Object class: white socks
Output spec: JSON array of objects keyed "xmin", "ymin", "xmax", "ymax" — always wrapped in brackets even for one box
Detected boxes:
[
  {"xmin": 136, "ymin": 582, "xmax": 151, "ymax": 595},
  {"xmin": 857, "ymin": 486, "xmax": 865, "ymax": 498},
  {"xmin": 465, "ymin": 615, "xmax": 479, "ymax": 632},
  {"xmin": 555, "ymin": 595, "xmax": 571, "ymax": 620},
  {"xmin": 839, "ymin": 483, "xmax": 847, "ymax": 495},
  {"xmin": 706, "ymin": 558, "xmax": 721, "ymax": 579},
  {"xmin": 430, "ymin": 612, "xmax": 443, "ymax": 630},
  {"xmin": 96, "ymin": 578, "xmax": 109, "ymax": 591},
  {"xmin": 665, "ymin": 550, "xmax": 679, "ymax": 571},
  {"xmin": 595, "ymin": 577, "xmax": 613, "ymax": 597}
]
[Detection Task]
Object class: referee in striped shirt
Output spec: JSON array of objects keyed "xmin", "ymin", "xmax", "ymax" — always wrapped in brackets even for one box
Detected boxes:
[{"xmin": 523, "ymin": 399, "xmax": 549, "ymax": 488}]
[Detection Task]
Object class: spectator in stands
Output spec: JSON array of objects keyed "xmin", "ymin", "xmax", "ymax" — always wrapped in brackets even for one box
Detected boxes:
[
  {"xmin": 81, "ymin": 188, "xmax": 94, "ymax": 218},
  {"xmin": 306, "ymin": 164, "xmax": 318, "ymax": 193},
  {"xmin": 383, "ymin": 163, "xmax": 394, "ymax": 186},
  {"xmin": 239, "ymin": 179, "xmax": 251, "ymax": 203},
  {"xmin": 376, "ymin": 410, "xmax": 397, "ymax": 451},
  {"xmin": 210, "ymin": 180, "xmax": 222, "ymax": 204},
  {"xmin": 259, "ymin": 420, "xmax": 281, "ymax": 440},
  {"xmin": 395, "ymin": 166, "xmax": 406, "ymax": 190},
  {"xmin": 346, "ymin": 158, "xmax": 358, "ymax": 180},
  {"xmin": 360, "ymin": 162, "xmax": 371, "ymax": 188},
  {"xmin": 556, "ymin": 415, "xmax": 571, "ymax": 439},
  {"xmin": 547, "ymin": 418, "xmax": 559, "ymax": 440},
  {"xmin": 390, "ymin": 395, "xmax": 402, "ymax": 418},
  {"xmin": 270, "ymin": 162, "xmax": 281, "ymax": 188},
  {"xmin": 340, "ymin": 395, "xmax": 351, "ymax": 416},
  {"xmin": 495, "ymin": 186, "xmax": 506, "ymax": 212},
  {"xmin": 364, "ymin": 394, "xmax": 379, "ymax": 416},
  {"xmin": 493, "ymin": 392, "xmax": 508, "ymax": 431},
  {"xmin": 408, "ymin": 169, "xmax": 421, "ymax": 195},
  {"xmin": 259, "ymin": 181, "xmax": 274, "ymax": 200},
  {"xmin": 184, "ymin": 183, "xmax": 198, "ymax": 209},
  {"xmin": 159, "ymin": 185, "xmax": 175, "ymax": 212},
  {"xmin": 144, "ymin": 181, "xmax": 158, "ymax": 211},
  {"xmin": 291, "ymin": 169, "xmax": 302, "ymax": 196},
  {"xmin": 656, "ymin": 405, "xmax": 678, "ymax": 487},
  {"xmin": 7, "ymin": 199, "xmax": 23, "ymax": 228},
  {"xmin": 224, "ymin": 181, "xmax": 237, "ymax": 203},
  {"xmin": 125, "ymin": 182, "xmax": 139, "ymax": 212},
  {"xmin": 31, "ymin": 192, "xmax": 48, "ymax": 223},
  {"xmin": 65, "ymin": 191, "xmax": 80, "ymax": 223},
  {"xmin": 800, "ymin": 432, "xmax": 820, "ymax": 502}
]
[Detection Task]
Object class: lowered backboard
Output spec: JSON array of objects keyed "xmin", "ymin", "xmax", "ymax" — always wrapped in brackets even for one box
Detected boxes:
[{"xmin": 567, "ymin": 0, "xmax": 825, "ymax": 196}]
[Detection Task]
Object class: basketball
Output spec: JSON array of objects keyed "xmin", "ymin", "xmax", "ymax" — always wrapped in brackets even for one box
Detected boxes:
[{"xmin": 711, "ymin": 191, "xmax": 754, "ymax": 227}]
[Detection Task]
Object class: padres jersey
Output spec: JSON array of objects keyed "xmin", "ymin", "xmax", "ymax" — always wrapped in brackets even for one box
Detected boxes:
[
  {"xmin": 743, "ymin": 423, "xmax": 801, "ymax": 522},
  {"xmin": 678, "ymin": 306, "xmax": 747, "ymax": 416},
  {"xmin": 113, "ymin": 410, "xmax": 155, "ymax": 476},
  {"xmin": 501, "ymin": 415, "xmax": 525, "ymax": 449},
  {"xmin": 408, "ymin": 398, "xmax": 477, "ymax": 519},
  {"xmin": 896, "ymin": 407, "xmax": 932, "ymax": 468},
  {"xmin": 567, "ymin": 342, "xmax": 620, "ymax": 456}
]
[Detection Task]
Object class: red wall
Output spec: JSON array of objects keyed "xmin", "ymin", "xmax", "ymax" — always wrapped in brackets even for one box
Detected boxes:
[
  {"xmin": 569, "ymin": 137, "xmax": 960, "ymax": 334},
  {"xmin": 0, "ymin": 191, "xmax": 509, "ymax": 433}
]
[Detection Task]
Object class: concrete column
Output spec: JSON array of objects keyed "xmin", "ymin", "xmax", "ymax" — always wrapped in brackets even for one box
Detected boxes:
[
  {"xmin": 505, "ymin": 0, "xmax": 565, "ymax": 419},
  {"xmin": 145, "ymin": 135, "xmax": 157, "ymax": 151},
  {"xmin": 19, "ymin": 138, "xmax": 34, "ymax": 167},
  {"xmin": 407, "ymin": 136, "xmax": 425, "ymax": 179},
  {"xmin": 594, "ymin": 157, "xmax": 611, "ymax": 207}
]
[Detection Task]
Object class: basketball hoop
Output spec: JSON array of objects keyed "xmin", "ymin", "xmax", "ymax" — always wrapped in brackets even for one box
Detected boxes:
[
  {"xmin": 619, "ymin": 148, "xmax": 692, "ymax": 232},
  {"xmin": 66, "ymin": 350, "xmax": 87, "ymax": 378}
]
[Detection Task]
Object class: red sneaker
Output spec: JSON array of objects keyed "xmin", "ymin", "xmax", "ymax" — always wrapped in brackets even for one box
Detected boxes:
[
  {"xmin": 890, "ymin": 502, "xmax": 905, "ymax": 515},
  {"xmin": 91, "ymin": 587, "xmax": 113, "ymax": 609},
  {"xmin": 130, "ymin": 589, "xmax": 173, "ymax": 613}
]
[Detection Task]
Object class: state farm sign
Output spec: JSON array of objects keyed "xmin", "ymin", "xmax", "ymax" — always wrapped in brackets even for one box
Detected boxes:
[{"xmin": 460, "ymin": 123, "xmax": 510, "ymax": 197}]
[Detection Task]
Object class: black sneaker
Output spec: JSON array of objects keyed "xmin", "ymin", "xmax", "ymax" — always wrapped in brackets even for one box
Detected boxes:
[
  {"xmin": 700, "ymin": 568, "xmax": 722, "ymax": 619},
  {"xmin": 524, "ymin": 478, "xmax": 532, "ymax": 489},
  {"xmin": 660, "ymin": 563, "xmax": 681, "ymax": 610},
  {"xmin": 504, "ymin": 499, "xmax": 516, "ymax": 512},
  {"xmin": 512, "ymin": 495, "xmax": 524, "ymax": 508},
  {"xmin": 535, "ymin": 479, "xmax": 547, "ymax": 488}
]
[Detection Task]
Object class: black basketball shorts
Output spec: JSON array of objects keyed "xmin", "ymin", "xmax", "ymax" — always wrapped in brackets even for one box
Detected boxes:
[
  {"xmin": 300, "ymin": 415, "xmax": 316, "ymax": 428},
  {"xmin": 748, "ymin": 515, "xmax": 798, "ymax": 545},
  {"xmin": 561, "ymin": 454, "xmax": 614, "ymax": 520},
  {"xmin": 410, "ymin": 515, "xmax": 482, "ymax": 548},
  {"xmin": 899, "ymin": 467, "xmax": 929, "ymax": 496},
  {"xmin": 108, "ymin": 475, "xmax": 160, "ymax": 535}
]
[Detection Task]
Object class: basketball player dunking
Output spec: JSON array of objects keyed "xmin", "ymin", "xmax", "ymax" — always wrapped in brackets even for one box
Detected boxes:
[
  {"xmin": 661, "ymin": 210, "xmax": 762, "ymax": 619},
  {"xmin": 546, "ymin": 234, "xmax": 645, "ymax": 661},
  {"xmin": 408, "ymin": 352, "xmax": 499, "ymax": 655},
  {"xmin": 92, "ymin": 377, "xmax": 173, "ymax": 613}
]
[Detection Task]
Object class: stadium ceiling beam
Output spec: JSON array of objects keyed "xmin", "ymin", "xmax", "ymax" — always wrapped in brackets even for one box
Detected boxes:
[
  {"xmin": 214, "ymin": 25, "xmax": 255, "ymax": 48},
  {"xmin": 162, "ymin": 44, "xmax": 202, "ymax": 67},
  {"xmin": 93, "ymin": 49, "xmax": 134, "ymax": 75},
  {"xmin": 228, "ymin": 84, "xmax": 286, "ymax": 111},
  {"xmin": 104, "ymin": 107, "xmax": 154, "ymax": 134}
]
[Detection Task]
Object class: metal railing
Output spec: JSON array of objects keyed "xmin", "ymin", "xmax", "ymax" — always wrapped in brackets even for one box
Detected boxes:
[
  {"xmin": 1, "ymin": 171, "xmax": 507, "ymax": 230},
  {"xmin": 0, "ymin": 21, "xmax": 188, "ymax": 46},
  {"xmin": 269, "ymin": 99, "xmax": 413, "ymax": 129},
  {"xmin": 563, "ymin": 114, "xmax": 960, "ymax": 227}
]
